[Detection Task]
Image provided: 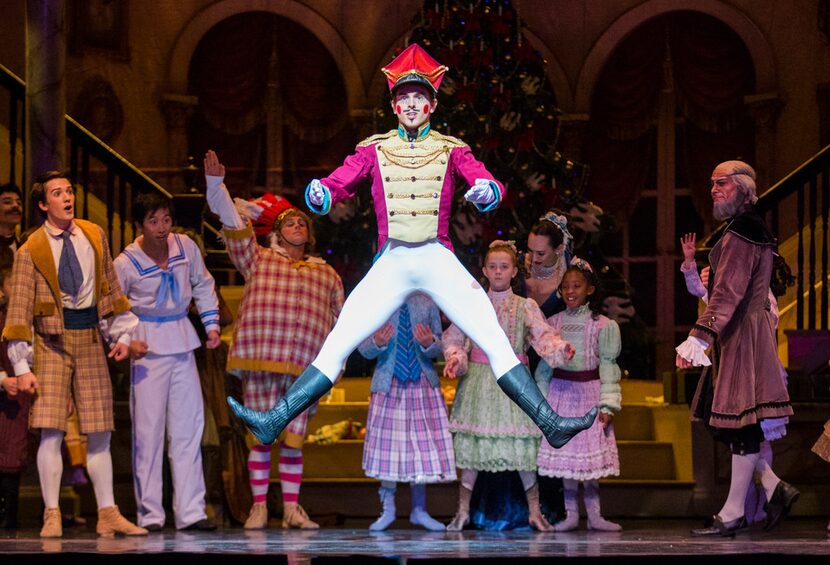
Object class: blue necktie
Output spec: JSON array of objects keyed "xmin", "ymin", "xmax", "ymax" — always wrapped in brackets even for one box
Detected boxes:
[
  {"xmin": 394, "ymin": 304, "xmax": 422, "ymax": 383},
  {"xmin": 155, "ymin": 269, "xmax": 180, "ymax": 308},
  {"xmin": 58, "ymin": 230, "xmax": 84, "ymax": 297}
]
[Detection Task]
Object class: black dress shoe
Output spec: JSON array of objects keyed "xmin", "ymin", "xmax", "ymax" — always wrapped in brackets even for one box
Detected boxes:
[
  {"xmin": 691, "ymin": 515, "xmax": 747, "ymax": 537},
  {"xmin": 182, "ymin": 519, "xmax": 217, "ymax": 531},
  {"xmin": 764, "ymin": 481, "xmax": 800, "ymax": 531},
  {"xmin": 144, "ymin": 523, "xmax": 164, "ymax": 532}
]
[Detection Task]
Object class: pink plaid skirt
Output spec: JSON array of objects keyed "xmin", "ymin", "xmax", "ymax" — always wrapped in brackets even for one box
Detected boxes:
[
  {"xmin": 363, "ymin": 377, "xmax": 456, "ymax": 483},
  {"xmin": 537, "ymin": 377, "xmax": 619, "ymax": 480},
  {"xmin": 241, "ymin": 371, "xmax": 316, "ymax": 439}
]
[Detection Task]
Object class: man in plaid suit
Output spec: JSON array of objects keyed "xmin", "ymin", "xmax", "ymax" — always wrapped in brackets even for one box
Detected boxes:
[
  {"xmin": 203, "ymin": 153, "xmax": 344, "ymax": 529},
  {"xmin": 1, "ymin": 171, "xmax": 147, "ymax": 538}
]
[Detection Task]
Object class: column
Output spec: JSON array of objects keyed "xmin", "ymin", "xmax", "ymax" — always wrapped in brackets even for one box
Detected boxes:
[
  {"xmin": 744, "ymin": 92, "xmax": 783, "ymax": 191},
  {"xmin": 26, "ymin": 0, "xmax": 66, "ymax": 183},
  {"xmin": 160, "ymin": 93, "xmax": 199, "ymax": 193}
]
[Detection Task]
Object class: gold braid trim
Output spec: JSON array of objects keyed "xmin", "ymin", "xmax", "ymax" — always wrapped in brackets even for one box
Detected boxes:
[
  {"xmin": 357, "ymin": 130, "xmax": 398, "ymax": 148},
  {"xmin": 427, "ymin": 130, "xmax": 467, "ymax": 147},
  {"xmin": 223, "ymin": 222, "xmax": 254, "ymax": 240},
  {"xmin": 226, "ymin": 356, "xmax": 304, "ymax": 377}
]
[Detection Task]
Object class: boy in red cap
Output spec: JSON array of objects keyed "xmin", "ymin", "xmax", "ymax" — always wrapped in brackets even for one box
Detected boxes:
[{"xmin": 225, "ymin": 44, "xmax": 595, "ymax": 459}]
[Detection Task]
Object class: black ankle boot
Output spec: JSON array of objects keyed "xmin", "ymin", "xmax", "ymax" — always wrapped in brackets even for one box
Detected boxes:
[
  {"xmin": 227, "ymin": 365, "xmax": 333, "ymax": 444},
  {"xmin": 497, "ymin": 363, "xmax": 596, "ymax": 448}
]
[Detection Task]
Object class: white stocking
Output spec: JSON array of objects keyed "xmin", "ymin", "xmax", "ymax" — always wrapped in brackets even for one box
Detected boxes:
[
  {"xmin": 37, "ymin": 429, "xmax": 65, "ymax": 508},
  {"xmin": 86, "ymin": 432, "xmax": 115, "ymax": 509},
  {"xmin": 754, "ymin": 455, "xmax": 781, "ymax": 502},
  {"xmin": 460, "ymin": 468, "xmax": 478, "ymax": 491},
  {"xmin": 719, "ymin": 452, "xmax": 760, "ymax": 522}
]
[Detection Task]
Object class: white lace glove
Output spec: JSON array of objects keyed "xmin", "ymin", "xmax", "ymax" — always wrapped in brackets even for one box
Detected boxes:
[
  {"xmin": 464, "ymin": 178, "xmax": 496, "ymax": 205},
  {"xmin": 307, "ymin": 179, "xmax": 328, "ymax": 207},
  {"xmin": 675, "ymin": 336, "xmax": 712, "ymax": 367},
  {"xmin": 233, "ymin": 198, "xmax": 264, "ymax": 222}
]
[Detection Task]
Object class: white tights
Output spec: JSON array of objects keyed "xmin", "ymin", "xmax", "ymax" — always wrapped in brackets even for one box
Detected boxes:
[
  {"xmin": 37, "ymin": 428, "xmax": 114, "ymax": 510},
  {"xmin": 311, "ymin": 242, "xmax": 521, "ymax": 379}
]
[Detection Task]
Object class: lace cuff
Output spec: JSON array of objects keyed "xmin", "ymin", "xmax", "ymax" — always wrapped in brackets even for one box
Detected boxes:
[{"xmin": 675, "ymin": 336, "xmax": 711, "ymax": 367}]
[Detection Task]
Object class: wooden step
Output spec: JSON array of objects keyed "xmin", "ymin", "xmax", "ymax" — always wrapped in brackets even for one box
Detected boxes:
[
  {"xmin": 612, "ymin": 404, "xmax": 655, "ymax": 440},
  {"xmin": 307, "ymin": 401, "xmax": 658, "ymax": 441},
  {"xmin": 617, "ymin": 440, "xmax": 676, "ymax": 480}
]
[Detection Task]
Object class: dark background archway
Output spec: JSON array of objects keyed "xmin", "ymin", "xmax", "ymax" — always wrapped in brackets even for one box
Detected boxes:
[
  {"xmin": 187, "ymin": 11, "xmax": 357, "ymax": 199},
  {"xmin": 585, "ymin": 11, "xmax": 757, "ymax": 376}
]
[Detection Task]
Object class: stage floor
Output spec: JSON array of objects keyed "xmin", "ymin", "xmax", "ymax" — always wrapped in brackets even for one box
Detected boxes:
[{"xmin": 1, "ymin": 520, "xmax": 829, "ymax": 563}]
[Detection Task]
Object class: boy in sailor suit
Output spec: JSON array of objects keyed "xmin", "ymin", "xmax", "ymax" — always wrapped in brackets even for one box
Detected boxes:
[
  {"xmin": 114, "ymin": 193, "xmax": 220, "ymax": 532},
  {"xmin": 226, "ymin": 44, "xmax": 596, "ymax": 455}
]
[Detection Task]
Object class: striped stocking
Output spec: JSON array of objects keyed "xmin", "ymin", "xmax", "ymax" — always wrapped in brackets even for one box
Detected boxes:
[
  {"xmin": 279, "ymin": 444, "xmax": 304, "ymax": 505},
  {"xmin": 247, "ymin": 444, "xmax": 271, "ymax": 503}
]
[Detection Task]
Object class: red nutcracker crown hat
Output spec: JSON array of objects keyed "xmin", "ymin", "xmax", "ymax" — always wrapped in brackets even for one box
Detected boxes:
[{"xmin": 382, "ymin": 43, "xmax": 448, "ymax": 95}]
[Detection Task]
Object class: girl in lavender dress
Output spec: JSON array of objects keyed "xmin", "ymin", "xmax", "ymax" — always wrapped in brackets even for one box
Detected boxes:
[{"xmin": 536, "ymin": 258, "xmax": 622, "ymax": 531}]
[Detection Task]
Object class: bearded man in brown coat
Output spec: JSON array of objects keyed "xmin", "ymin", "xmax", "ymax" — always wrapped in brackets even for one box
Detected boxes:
[{"xmin": 676, "ymin": 160, "xmax": 797, "ymax": 537}]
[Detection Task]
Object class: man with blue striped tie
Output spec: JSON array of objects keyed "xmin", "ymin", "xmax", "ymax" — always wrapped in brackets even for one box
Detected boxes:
[{"xmin": 358, "ymin": 293, "xmax": 454, "ymax": 531}]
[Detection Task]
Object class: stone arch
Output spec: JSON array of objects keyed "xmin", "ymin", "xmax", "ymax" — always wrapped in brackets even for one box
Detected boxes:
[
  {"xmin": 167, "ymin": 0, "xmax": 366, "ymax": 109},
  {"xmin": 573, "ymin": 0, "xmax": 776, "ymax": 113}
]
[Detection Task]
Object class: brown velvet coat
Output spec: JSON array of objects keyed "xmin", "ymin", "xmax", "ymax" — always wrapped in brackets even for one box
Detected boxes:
[{"xmin": 690, "ymin": 212, "xmax": 792, "ymax": 429}]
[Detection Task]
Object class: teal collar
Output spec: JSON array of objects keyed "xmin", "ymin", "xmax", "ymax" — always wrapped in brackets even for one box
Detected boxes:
[{"xmin": 397, "ymin": 123, "xmax": 431, "ymax": 142}]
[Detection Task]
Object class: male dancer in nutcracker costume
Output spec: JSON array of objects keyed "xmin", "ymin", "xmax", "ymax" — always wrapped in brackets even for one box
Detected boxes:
[{"xmin": 228, "ymin": 43, "xmax": 596, "ymax": 450}]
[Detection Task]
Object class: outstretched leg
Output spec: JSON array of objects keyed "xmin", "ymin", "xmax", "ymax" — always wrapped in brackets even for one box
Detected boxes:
[{"xmin": 228, "ymin": 244, "xmax": 414, "ymax": 443}]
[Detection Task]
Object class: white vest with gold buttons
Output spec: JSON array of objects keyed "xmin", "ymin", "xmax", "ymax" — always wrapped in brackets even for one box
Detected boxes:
[{"xmin": 362, "ymin": 129, "xmax": 466, "ymax": 243}]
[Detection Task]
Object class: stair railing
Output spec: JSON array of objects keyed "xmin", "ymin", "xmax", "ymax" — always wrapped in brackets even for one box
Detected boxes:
[{"xmin": 1, "ymin": 62, "xmax": 225, "ymax": 260}]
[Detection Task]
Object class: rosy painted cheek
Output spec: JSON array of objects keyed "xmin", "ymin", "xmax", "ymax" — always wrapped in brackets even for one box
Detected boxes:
[
  {"xmin": 396, "ymin": 105, "xmax": 401, "ymax": 114},
  {"xmin": 423, "ymin": 104, "xmax": 429, "ymax": 114}
]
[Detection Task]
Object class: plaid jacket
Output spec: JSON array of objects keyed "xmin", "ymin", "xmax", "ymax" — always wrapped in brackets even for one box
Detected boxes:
[
  {"xmin": 2, "ymin": 219, "xmax": 131, "ymax": 342},
  {"xmin": 224, "ymin": 222, "xmax": 344, "ymax": 376}
]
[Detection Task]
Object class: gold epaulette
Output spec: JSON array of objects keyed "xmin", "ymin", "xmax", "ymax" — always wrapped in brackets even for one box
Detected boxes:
[
  {"xmin": 427, "ymin": 130, "xmax": 468, "ymax": 147},
  {"xmin": 357, "ymin": 130, "xmax": 399, "ymax": 147}
]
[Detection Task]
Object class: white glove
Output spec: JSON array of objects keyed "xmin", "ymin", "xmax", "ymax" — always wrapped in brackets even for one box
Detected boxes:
[
  {"xmin": 233, "ymin": 198, "xmax": 264, "ymax": 221},
  {"xmin": 464, "ymin": 179, "xmax": 496, "ymax": 205},
  {"xmin": 307, "ymin": 179, "xmax": 328, "ymax": 207},
  {"xmin": 675, "ymin": 336, "xmax": 712, "ymax": 367}
]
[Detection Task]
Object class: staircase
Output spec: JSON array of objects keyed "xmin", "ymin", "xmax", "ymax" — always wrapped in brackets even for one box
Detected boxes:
[{"xmin": 0, "ymin": 63, "xmax": 231, "ymax": 273}]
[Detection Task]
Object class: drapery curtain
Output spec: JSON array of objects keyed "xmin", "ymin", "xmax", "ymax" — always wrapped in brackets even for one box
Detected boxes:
[
  {"xmin": 187, "ymin": 12, "xmax": 355, "ymax": 195},
  {"xmin": 585, "ymin": 11, "xmax": 756, "ymax": 218}
]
